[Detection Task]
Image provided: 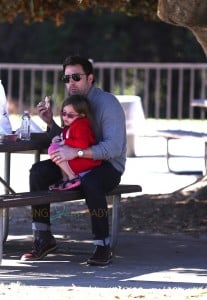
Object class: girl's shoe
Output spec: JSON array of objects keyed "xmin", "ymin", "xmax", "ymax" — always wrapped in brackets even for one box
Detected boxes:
[
  {"xmin": 60, "ymin": 177, "xmax": 81, "ymax": 190},
  {"xmin": 49, "ymin": 179, "xmax": 65, "ymax": 191}
]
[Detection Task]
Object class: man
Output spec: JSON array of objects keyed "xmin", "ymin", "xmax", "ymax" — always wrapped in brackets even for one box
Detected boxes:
[{"xmin": 21, "ymin": 55, "xmax": 126, "ymax": 266}]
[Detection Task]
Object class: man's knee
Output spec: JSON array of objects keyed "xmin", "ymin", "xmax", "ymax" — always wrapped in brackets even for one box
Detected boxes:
[
  {"xmin": 30, "ymin": 160, "xmax": 60, "ymax": 191},
  {"xmin": 30, "ymin": 160, "xmax": 55, "ymax": 176},
  {"xmin": 30, "ymin": 160, "xmax": 43, "ymax": 173}
]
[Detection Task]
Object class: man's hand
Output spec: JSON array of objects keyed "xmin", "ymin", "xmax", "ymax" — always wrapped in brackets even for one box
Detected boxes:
[
  {"xmin": 37, "ymin": 100, "xmax": 54, "ymax": 128},
  {"xmin": 50, "ymin": 145, "xmax": 77, "ymax": 164}
]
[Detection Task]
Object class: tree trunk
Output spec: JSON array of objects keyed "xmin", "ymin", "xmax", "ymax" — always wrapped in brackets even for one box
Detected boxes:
[{"xmin": 157, "ymin": 0, "xmax": 207, "ymax": 57}]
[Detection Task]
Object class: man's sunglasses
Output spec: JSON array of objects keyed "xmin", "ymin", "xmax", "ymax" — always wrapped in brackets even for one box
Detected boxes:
[
  {"xmin": 61, "ymin": 111, "xmax": 80, "ymax": 119},
  {"xmin": 61, "ymin": 73, "xmax": 86, "ymax": 83}
]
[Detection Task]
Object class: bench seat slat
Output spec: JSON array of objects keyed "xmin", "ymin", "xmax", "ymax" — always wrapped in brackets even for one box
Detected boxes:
[{"xmin": 0, "ymin": 184, "xmax": 142, "ymax": 208}]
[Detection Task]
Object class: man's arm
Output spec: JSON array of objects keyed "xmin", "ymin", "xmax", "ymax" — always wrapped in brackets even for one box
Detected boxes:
[
  {"xmin": 47, "ymin": 121, "xmax": 62, "ymax": 139},
  {"xmin": 37, "ymin": 100, "xmax": 61, "ymax": 138}
]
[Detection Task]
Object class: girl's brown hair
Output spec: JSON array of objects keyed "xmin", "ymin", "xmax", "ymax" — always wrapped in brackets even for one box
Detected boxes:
[{"xmin": 61, "ymin": 95, "xmax": 92, "ymax": 127}]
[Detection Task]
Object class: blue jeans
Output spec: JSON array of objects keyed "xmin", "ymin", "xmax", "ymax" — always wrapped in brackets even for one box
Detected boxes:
[{"xmin": 30, "ymin": 160, "xmax": 121, "ymax": 240}]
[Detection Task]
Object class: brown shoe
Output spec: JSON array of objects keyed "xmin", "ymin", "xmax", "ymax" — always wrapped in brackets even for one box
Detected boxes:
[
  {"xmin": 87, "ymin": 245, "xmax": 112, "ymax": 266},
  {"xmin": 21, "ymin": 235, "xmax": 57, "ymax": 261}
]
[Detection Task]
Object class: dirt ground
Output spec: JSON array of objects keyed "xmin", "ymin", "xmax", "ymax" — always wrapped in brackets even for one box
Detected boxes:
[
  {"xmin": 120, "ymin": 175, "xmax": 207, "ymax": 236},
  {"xmin": 119, "ymin": 175, "xmax": 207, "ymax": 236},
  {"xmin": 120, "ymin": 191, "xmax": 207, "ymax": 236}
]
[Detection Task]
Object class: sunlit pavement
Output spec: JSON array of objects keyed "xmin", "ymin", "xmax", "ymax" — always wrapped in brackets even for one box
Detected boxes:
[{"xmin": 1, "ymin": 232, "xmax": 207, "ymax": 288}]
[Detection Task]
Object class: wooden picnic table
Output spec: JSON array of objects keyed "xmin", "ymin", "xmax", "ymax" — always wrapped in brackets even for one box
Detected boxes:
[{"xmin": 0, "ymin": 132, "xmax": 50, "ymax": 240}]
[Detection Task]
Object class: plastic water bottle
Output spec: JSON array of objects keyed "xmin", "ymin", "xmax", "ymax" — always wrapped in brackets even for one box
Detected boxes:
[{"xmin": 20, "ymin": 110, "xmax": 31, "ymax": 140}]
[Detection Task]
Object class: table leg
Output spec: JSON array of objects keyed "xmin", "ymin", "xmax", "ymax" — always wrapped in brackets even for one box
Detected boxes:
[
  {"xmin": 110, "ymin": 194, "xmax": 121, "ymax": 249},
  {"xmin": 4, "ymin": 152, "xmax": 11, "ymax": 194},
  {"xmin": 3, "ymin": 208, "xmax": 9, "ymax": 243},
  {"xmin": 205, "ymin": 141, "xmax": 207, "ymax": 174},
  {"xmin": 3, "ymin": 152, "xmax": 11, "ymax": 242},
  {"xmin": 3, "ymin": 150, "xmax": 42, "ymax": 243},
  {"xmin": 0, "ymin": 176, "xmax": 15, "ymax": 194},
  {"xmin": 0, "ymin": 208, "xmax": 3, "ymax": 265},
  {"xmin": 34, "ymin": 150, "xmax": 41, "ymax": 163}
]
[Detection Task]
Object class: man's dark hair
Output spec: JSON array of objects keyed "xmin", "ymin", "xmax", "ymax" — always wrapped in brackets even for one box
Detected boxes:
[{"xmin": 63, "ymin": 55, "xmax": 94, "ymax": 76}]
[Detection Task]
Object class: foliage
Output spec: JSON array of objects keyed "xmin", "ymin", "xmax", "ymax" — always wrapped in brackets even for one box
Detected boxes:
[
  {"xmin": 0, "ymin": 8, "xmax": 205, "ymax": 64},
  {"xmin": 0, "ymin": 0, "xmax": 158, "ymax": 25},
  {"xmin": 0, "ymin": 0, "xmax": 204, "ymax": 64}
]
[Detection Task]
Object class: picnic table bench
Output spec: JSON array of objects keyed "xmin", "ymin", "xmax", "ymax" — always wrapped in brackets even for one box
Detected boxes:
[{"xmin": 0, "ymin": 183, "xmax": 142, "ymax": 264}]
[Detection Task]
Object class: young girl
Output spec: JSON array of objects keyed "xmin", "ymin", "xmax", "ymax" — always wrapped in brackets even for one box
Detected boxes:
[{"xmin": 48, "ymin": 95, "xmax": 102, "ymax": 190}]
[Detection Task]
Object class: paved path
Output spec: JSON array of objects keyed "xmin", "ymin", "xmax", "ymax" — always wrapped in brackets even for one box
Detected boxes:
[{"xmin": 1, "ymin": 231, "xmax": 207, "ymax": 288}]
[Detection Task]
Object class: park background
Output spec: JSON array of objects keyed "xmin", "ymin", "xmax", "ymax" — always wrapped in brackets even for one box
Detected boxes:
[
  {"xmin": 1, "ymin": 3, "xmax": 207, "ymax": 299},
  {"xmin": 0, "ymin": 9, "xmax": 205, "ymax": 64}
]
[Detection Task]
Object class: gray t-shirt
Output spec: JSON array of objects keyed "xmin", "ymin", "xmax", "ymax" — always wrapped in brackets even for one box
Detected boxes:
[{"xmin": 87, "ymin": 85, "xmax": 126, "ymax": 174}]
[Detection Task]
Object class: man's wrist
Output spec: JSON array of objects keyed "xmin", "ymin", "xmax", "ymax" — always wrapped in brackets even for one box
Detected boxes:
[
  {"xmin": 77, "ymin": 149, "xmax": 84, "ymax": 158},
  {"xmin": 47, "ymin": 119, "xmax": 55, "ymax": 129}
]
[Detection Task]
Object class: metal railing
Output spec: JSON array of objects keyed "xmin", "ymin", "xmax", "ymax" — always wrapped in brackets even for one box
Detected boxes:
[{"xmin": 0, "ymin": 62, "xmax": 207, "ymax": 119}]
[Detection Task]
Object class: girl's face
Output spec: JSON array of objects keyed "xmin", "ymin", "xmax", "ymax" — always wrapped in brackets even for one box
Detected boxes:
[{"xmin": 61, "ymin": 104, "xmax": 81, "ymax": 126}]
